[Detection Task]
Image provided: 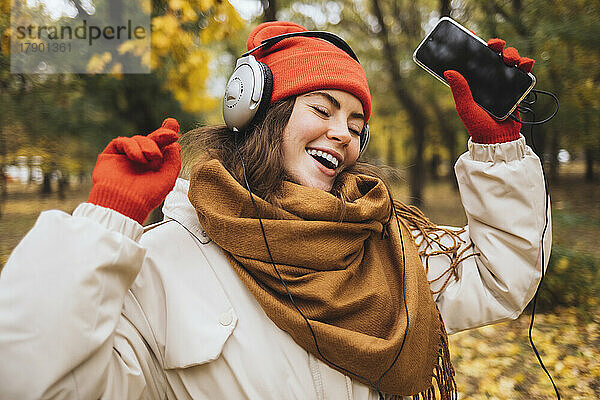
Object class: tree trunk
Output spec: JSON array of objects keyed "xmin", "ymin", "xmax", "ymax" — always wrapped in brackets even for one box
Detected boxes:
[
  {"xmin": 548, "ymin": 128, "xmax": 560, "ymax": 182},
  {"xmin": 585, "ymin": 148, "xmax": 595, "ymax": 182},
  {"xmin": 386, "ymin": 134, "xmax": 396, "ymax": 166},
  {"xmin": 41, "ymin": 172, "xmax": 52, "ymax": 195},
  {"xmin": 430, "ymin": 98, "xmax": 459, "ymax": 190},
  {"xmin": 491, "ymin": 0, "xmax": 529, "ymax": 43},
  {"xmin": 534, "ymin": 125, "xmax": 546, "ymax": 166},
  {"xmin": 430, "ymin": 153, "xmax": 441, "ymax": 181},
  {"xmin": 261, "ymin": 0, "xmax": 277, "ymax": 22},
  {"xmin": 0, "ymin": 171, "xmax": 5, "ymax": 219},
  {"xmin": 0, "ymin": 133, "xmax": 6, "ymax": 219},
  {"xmin": 0, "ymin": 87, "xmax": 8, "ymax": 217},
  {"xmin": 440, "ymin": 0, "xmax": 451, "ymax": 17},
  {"xmin": 409, "ymin": 121, "xmax": 426, "ymax": 205},
  {"xmin": 436, "ymin": 0, "xmax": 461, "ymax": 190},
  {"xmin": 58, "ymin": 172, "xmax": 68, "ymax": 200},
  {"xmin": 371, "ymin": 0, "xmax": 426, "ymax": 206},
  {"xmin": 0, "ymin": 170, "xmax": 5, "ymax": 198}
]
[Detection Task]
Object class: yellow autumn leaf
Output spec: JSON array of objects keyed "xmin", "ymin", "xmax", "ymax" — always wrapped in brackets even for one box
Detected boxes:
[
  {"xmin": 141, "ymin": 51, "xmax": 151, "ymax": 69},
  {"xmin": 513, "ymin": 372, "xmax": 525, "ymax": 383},
  {"xmin": 152, "ymin": 14, "xmax": 180, "ymax": 35},
  {"xmin": 169, "ymin": 0, "xmax": 185, "ymax": 11},
  {"xmin": 0, "ymin": 0, "xmax": 10, "ymax": 14},
  {"xmin": 555, "ymin": 257, "xmax": 569, "ymax": 272},
  {"xmin": 199, "ymin": 2, "xmax": 244, "ymax": 44},
  {"xmin": 1, "ymin": 27, "xmax": 11, "ymax": 56},
  {"xmin": 144, "ymin": 0, "xmax": 245, "ymax": 112},
  {"xmin": 180, "ymin": 3, "xmax": 198, "ymax": 23},
  {"xmin": 136, "ymin": 0, "xmax": 151, "ymax": 14},
  {"xmin": 118, "ymin": 39, "xmax": 149, "ymax": 58},
  {"xmin": 86, "ymin": 52, "xmax": 112, "ymax": 74},
  {"xmin": 195, "ymin": 0, "xmax": 216, "ymax": 13},
  {"xmin": 110, "ymin": 62, "xmax": 123, "ymax": 76}
]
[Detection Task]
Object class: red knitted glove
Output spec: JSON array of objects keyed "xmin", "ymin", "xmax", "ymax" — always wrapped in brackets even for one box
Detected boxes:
[
  {"xmin": 88, "ymin": 118, "xmax": 181, "ymax": 225},
  {"xmin": 444, "ymin": 39, "xmax": 535, "ymax": 144}
]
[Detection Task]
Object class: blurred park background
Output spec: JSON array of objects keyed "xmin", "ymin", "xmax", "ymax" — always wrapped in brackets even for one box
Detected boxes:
[{"xmin": 1, "ymin": 0, "xmax": 599, "ymax": 398}]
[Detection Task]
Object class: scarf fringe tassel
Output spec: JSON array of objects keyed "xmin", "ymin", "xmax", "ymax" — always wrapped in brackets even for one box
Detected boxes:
[
  {"xmin": 392, "ymin": 200, "xmax": 479, "ymax": 295},
  {"xmin": 379, "ymin": 202, "xmax": 459, "ymax": 400},
  {"xmin": 384, "ymin": 329, "xmax": 457, "ymax": 400},
  {"xmin": 411, "ymin": 310, "xmax": 458, "ymax": 400}
]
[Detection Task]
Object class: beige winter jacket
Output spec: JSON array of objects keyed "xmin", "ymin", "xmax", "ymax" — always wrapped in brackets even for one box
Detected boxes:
[{"xmin": 0, "ymin": 137, "xmax": 551, "ymax": 399}]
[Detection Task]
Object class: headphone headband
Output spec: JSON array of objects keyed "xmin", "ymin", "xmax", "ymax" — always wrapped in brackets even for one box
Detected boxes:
[
  {"xmin": 243, "ymin": 31, "xmax": 360, "ymax": 63},
  {"xmin": 224, "ymin": 29, "xmax": 369, "ymax": 155}
]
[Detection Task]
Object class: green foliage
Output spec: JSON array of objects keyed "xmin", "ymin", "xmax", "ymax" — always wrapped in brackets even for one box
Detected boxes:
[
  {"xmin": 272, "ymin": 0, "xmax": 600, "ymax": 179},
  {"xmin": 0, "ymin": 0, "xmax": 243, "ymax": 185},
  {"xmin": 536, "ymin": 244, "xmax": 600, "ymax": 319}
]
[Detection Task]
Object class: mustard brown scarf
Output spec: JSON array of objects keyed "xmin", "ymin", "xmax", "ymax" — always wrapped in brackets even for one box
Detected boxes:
[{"xmin": 189, "ymin": 160, "xmax": 457, "ymax": 399}]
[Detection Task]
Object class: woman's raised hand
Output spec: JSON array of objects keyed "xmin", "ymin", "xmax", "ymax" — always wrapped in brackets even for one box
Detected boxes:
[
  {"xmin": 443, "ymin": 39, "xmax": 535, "ymax": 144},
  {"xmin": 88, "ymin": 118, "xmax": 182, "ymax": 224}
]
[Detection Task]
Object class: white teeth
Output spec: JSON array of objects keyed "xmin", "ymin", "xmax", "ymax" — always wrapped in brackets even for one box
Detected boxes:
[{"xmin": 306, "ymin": 148, "xmax": 339, "ymax": 168}]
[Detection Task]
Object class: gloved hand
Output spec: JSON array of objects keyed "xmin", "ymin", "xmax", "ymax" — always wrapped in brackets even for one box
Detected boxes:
[
  {"xmin": 444, "ymin": 39, "xmax": 535, "ymax": 144},
  {"xmin": 88, "ymin": 118, "xmax": 181, "ymax": 225}
]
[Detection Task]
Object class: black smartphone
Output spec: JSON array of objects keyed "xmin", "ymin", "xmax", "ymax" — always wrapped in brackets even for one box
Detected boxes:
[{"xmin": 413, "ymin": 17, "xmax": 535, "ymax": 120}]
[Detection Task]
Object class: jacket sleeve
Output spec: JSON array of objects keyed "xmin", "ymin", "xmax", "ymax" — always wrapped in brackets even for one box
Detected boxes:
[
  {"xmin": 420, "ymin": 136, "xmax": 551, "ymax": 334},
  {"xmin": 0, "ymin": 203, "xmax": 165, "ymax": 399}
]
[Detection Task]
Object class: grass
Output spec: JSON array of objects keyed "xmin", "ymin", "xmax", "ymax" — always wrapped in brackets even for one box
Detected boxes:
[{"xmin": 0, "ymin": 162, "xmax": 598, "ymax": 399}]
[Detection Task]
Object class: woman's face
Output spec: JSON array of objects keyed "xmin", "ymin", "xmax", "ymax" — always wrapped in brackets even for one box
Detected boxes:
[{"xmin": 282, "ymin": 89, "xmax": 364, "ymax": 191}]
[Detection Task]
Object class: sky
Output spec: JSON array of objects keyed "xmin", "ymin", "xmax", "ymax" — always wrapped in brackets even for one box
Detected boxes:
[
  {"xmin": 24, "ymin": 0, "xmax": 262, "ymax": 22},
  {"xmin": 228, "ymin": 0, "xmax": 263, "ymax": 21},
  {"xmin": 25, "ymin": 0, "xmax": 95, "ymax": 19}
]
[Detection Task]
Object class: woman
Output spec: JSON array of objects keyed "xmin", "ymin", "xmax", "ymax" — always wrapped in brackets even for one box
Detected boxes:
[{"xmin": 0, "ymin": 21, "xmax": 549, "ymax": 400}]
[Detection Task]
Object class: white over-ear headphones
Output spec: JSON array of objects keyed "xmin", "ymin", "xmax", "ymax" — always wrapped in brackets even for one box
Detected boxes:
[{"xmin": 222, "ymin": 31, "xmax": 370, "ymax": 155}]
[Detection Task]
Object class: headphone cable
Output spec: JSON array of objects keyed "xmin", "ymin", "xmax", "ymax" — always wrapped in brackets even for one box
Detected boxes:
[
  {"xmin": 509, "ymin": 89, "xmax": 559, "ymax": 125},
  {"xmin": 233, "ymin": 135, "xmax": 388, "ymax": 397},
  {"xmin": 229, "ymin": 85, "xmax": 560, "ymax": 398},
  {"xmin": 376, "ymin": 193, "xmax": 410, "ymax": 398},
  {"xmin": 518, "ymin": 103, "xmax": 562, "ymax": 399}
]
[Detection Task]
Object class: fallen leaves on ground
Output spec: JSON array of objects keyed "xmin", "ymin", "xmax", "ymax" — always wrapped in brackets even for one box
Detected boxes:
[{"xmin": 449, "ymin": 306, "xmax": 600, "ymax": 399}]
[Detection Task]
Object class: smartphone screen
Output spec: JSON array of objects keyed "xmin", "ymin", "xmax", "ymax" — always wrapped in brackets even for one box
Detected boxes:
[{"xmin": 413, "ymin": 18, "xmax": 535, "ymax": 120}]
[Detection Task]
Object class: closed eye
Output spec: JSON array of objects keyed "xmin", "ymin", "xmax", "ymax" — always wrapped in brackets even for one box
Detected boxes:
[
  {"xmin": 310, "ymin": 103, "xmax": 361, "ymax": 136},
  {"xmin": 311, "ymin": 105, "xmax": 330, "ymax": 117}
]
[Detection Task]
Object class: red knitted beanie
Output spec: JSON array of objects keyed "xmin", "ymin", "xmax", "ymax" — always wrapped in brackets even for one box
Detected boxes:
[{"xmin": 247, "ymin": 21, "xmax": 372, "ymax": 122}]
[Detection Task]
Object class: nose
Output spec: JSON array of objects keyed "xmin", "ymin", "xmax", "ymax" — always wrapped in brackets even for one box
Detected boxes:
[{"xmin": 325, "ymin": 120, "xmax": 353, "ymax": 145}]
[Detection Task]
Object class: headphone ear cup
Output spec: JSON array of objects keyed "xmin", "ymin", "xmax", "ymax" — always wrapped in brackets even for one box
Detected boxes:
[
  {"xmin": 250, "ymin": 62, "xmax": 273, "ymax": 129},
  {"xmin": 359, "ymin": 124, "xmax": 370, "ymax": 156},
  {"xmin": 223, "ymin": 56, "xmax": 273, "ymax": 133}
]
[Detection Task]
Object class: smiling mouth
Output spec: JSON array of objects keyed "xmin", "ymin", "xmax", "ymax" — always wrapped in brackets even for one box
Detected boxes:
[{"xmin": 306, "ymin": 148, "xmax": 339, "ymax": 170}]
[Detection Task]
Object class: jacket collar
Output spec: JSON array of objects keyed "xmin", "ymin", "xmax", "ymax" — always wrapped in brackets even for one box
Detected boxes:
[{"xmin": 162, "ymin": 178, "xmax": 210, "ymax": 241}]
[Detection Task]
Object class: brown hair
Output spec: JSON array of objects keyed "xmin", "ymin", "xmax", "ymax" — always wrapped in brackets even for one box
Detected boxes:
[{"xmin": 180, "ymin": 96, "xmax": 394, "ymax": 206}]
